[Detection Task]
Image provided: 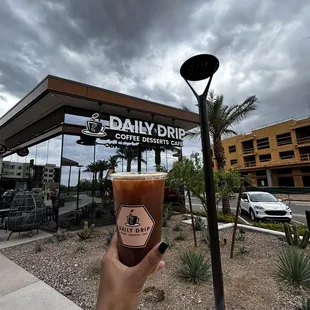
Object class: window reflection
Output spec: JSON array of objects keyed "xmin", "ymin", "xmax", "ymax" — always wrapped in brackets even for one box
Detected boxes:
[{"xmin": 0, "ymin": 136, "xmax": 62, "ymax": 192}]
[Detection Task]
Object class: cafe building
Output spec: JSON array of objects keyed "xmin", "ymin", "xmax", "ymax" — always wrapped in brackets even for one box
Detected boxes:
[{"xmin": 0, "ymin": 75, "xmax": 199, "ymax": 225}]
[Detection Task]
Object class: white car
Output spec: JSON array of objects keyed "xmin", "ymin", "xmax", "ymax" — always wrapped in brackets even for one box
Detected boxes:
[{"xmin": 240, "ymin": 191, "xmax": 292, "ymax": 222}]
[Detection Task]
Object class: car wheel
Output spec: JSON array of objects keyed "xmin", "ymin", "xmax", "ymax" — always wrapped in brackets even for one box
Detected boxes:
[
  {"xmin": 240, "ymin": 208, "xmax": 245, "ymax": 215},
  {"xmin": 249, "ymin": 208, "xmax": 256, "ymax": 221}
]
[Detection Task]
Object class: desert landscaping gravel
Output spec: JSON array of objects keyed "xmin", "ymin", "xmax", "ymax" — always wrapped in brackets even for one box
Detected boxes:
[{"xmin": 1, "ymin": 215, "xmax": 308, "ymax": 310}]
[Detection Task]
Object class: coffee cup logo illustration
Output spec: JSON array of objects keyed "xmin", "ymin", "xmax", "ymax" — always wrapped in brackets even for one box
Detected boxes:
[
  {"xmin": 82, "ymin": 113, "xmax": 107, "ymax": 137},
  {"xmin": 126, "ymin": 209, "xmax": 140, "ymax": 227}
]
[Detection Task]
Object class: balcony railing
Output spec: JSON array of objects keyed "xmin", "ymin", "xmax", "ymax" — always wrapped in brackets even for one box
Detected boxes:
[
  {"xmin": 243, "ymin": 148, "xmax": 255, "ymax": 154},
  {"xmin": 300, "ymin": 153, "xmax": 310, "ymax": 161},
  {"xmin": 280, "ymin": 155, "xmax": 295, "ymax": 160},
  {"xmin": 244, "ymin": 161, "xmax": 257, "ymax": 167},
  {"xmin": 297, "ymin": 136, "xmax": 310, "ymax": 144}
]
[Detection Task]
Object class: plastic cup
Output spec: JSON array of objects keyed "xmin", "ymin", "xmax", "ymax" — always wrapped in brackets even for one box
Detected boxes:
[{"xmin": 110, "ymin": 172, "xmax": 167, "ymax": 266}]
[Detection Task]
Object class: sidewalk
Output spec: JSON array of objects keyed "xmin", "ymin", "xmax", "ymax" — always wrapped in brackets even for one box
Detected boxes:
[{"xmin": 0, "ymin": 254, "xmax": 82, "ymax": 310}]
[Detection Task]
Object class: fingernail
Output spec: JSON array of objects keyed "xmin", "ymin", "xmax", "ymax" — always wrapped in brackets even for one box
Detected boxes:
[{"xmin": 158, "ymin": 242, "xmax": 168, "ymax": 255}]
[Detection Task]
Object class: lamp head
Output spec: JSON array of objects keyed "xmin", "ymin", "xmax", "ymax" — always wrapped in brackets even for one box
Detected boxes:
[{"xmin": 180, "ymin": 54, "xmax": 219, "ymax": 81}]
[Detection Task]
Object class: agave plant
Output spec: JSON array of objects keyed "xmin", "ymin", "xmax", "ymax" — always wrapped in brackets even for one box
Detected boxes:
[
  {"xmin": 194, "ymin": 217, "xmax": 205, "ymax": 231},
  {"xmin": 299, "ymin": 297, "xmax": 310, "ymax": 310},
  {"xmin": 274, "ymin": 246, "xmax": 310, "ymax": 290},
  {"xmin": 177, "ymin": 250, "xmax": 211, "ymax": 284}
]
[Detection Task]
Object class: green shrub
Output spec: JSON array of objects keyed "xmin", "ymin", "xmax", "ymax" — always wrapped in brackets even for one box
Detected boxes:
[
  {"xmin": 236, "ymin": 231, "xmax": 245, "ymax": 242},
  {"xmin": 237, "ymin": 244, "xmax": 249, "ymax": 255},
  {"xmin": 106, "ymin": 228, "xmax": 115, "ymax": 246},
  {"xmin": 274, "ymin": 246, "xmax": 310, "ymax": 290},
  {"xmin": 174, "ymin": 233, "xmax": 186, "ymax": 241},
  {"xmin": 194, "ymin": 217, "xmax": 205, "ymax": 231},
  {"xmin": 253, "ymin": 222, "xmax": 308, "ymax": 235},
  {"xmin": 34, "ymin": 243, "xmax": 43, "ymax": 253},
  {"xmin": 164, "ymin": 203, "xmax": 173, "ymax": 220},
  {"xmin": 239, "ymin": 227, "xmax": 246, "ymax": 234},
  {"xmin": 173, "ymin": 223, "xmax": 182, "ymax": 232},
  {"xmin": 53, "ymin": 228, "xmax": 69, "ymax": 242},
  {"xmin": 299, "ymin": 297, "xmax": 310, "ymax": 310},
  {"xmin": 177, "ymin": 250, "xmax": 211, "ymax": 284},
  {"xmin": 192, "ymin": 210, "xmax": 240, "ymax": 224}
]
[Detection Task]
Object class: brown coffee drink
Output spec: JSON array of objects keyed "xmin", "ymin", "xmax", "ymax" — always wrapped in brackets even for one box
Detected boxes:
[{"xmin": 111, "ymin": 172, "xmax": 167, "ymax": 267}]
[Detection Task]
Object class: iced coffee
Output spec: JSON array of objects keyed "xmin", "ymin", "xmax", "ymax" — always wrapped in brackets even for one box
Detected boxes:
[{"xmin": 110, "ymin": 172, "xmax": 167, "ymax": 267}]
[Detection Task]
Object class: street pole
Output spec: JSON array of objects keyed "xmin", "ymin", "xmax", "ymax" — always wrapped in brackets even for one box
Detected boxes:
[
  {"xmin": 198, "ymin": 94, "xmax": 225, "ymax": 309},
  {"xmin": 180, "ymin": 54, "xmax": 225, "ymax": 310}
]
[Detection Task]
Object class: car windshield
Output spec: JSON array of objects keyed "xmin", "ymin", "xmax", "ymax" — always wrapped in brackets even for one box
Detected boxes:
[{"xmin": 249, "ymin": 193, "xmax": 278, "ymax": 202}]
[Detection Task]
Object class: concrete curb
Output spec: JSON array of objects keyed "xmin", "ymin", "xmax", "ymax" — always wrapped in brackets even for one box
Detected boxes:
[{"xmin": 183, "ymin": 215, "xmax": 302, "ymax": 239}]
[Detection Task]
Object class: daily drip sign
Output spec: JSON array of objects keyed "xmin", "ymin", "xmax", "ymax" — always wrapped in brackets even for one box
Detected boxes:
[{"xmin": 82, "ymin": 114, "xmax": 186, "ymax": 146}]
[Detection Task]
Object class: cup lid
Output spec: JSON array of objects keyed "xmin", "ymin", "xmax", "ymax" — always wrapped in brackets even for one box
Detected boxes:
[{"xmin": 109, "ymin": 172, "xmax": 167, "ymax": 180}]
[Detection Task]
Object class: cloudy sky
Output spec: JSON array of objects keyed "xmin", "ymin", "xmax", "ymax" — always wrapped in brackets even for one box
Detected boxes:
[{"xmin": 1, "ymin": 0, "xmax": 310, "ymax": 184}]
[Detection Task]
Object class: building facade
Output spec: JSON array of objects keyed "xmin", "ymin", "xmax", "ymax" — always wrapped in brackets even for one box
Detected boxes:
[
  {"xmin": 0, "ymin": 161, "xmax": 60, "ymax": 189},
  {"xmin": 213, "ymin": 117, "xmax": 310, "ymax": 187}
]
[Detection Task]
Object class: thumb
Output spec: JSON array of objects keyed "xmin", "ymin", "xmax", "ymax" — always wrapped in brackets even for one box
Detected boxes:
[{"xmin": 133, "ymin": 242, "xmax": 168, "ymax": 280}]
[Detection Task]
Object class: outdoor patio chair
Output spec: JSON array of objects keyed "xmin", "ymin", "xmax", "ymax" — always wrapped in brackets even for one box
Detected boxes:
[{"xmin": 5, "ymin": 191, "xmax": 47, "ymax": 240}]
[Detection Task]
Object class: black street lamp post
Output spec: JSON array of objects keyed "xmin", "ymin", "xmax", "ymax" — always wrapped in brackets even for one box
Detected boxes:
[{"xmin": 180, "ymin": 54, "xmax": 225, "ymax": 310}]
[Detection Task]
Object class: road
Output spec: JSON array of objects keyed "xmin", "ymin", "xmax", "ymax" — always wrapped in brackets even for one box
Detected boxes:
[{"xmin": 185, "ymin": 196, "xmax": 310, "ymax": 225}]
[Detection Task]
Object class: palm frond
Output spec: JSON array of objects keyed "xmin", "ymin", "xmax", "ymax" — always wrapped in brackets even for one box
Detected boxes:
[
  {"xmin": 223, "ymin": 129, "xmax": 238, "ymax": 136},
  {"xmin": 181, "ymin": 104, "xmax": 192, "ymax": 112},
  {"xmin": 226, "ymin": 95, "xmax": 258, "ymax": 125},
  {"xmin": 185, "ymin": 128, "xmax": 201, "ymax": 141}
]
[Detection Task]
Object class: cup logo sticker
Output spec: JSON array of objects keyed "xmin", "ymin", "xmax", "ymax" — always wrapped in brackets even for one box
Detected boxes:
[{"xmin": 117, "ymin": 204, "xmax": 155, "ymax": 248}]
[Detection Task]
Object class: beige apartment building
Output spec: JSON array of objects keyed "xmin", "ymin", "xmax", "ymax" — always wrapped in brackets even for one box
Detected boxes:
[{"xmin": 213, "ymin": 116, "xmax": 310, "ymax": 187}]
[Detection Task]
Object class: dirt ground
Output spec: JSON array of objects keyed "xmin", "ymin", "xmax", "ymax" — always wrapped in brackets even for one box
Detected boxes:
[{"xmin": 1, "ymin": 215, "xmax": 308, "ymax": 310}]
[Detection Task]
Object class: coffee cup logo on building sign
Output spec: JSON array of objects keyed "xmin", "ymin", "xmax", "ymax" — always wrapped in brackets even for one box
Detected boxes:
[
  {"xmin": 0, "ymin": 144, "xmax": 7, "ymax": 155},
  {"xmin": 82, "ymin": 113, "xmax": 107, "ymax": 137},
  {"xmin": 16, "ymin": 148, "xmax": 29, "ymax": 157}
]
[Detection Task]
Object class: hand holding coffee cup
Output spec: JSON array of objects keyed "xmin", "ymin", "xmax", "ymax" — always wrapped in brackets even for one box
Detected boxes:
[{"xmin": 110, "ymin": 172, "xmax": 167, "ymax": 267}]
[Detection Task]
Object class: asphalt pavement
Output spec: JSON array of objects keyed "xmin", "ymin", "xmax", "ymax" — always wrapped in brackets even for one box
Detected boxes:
[{"xmin": 185, "ymin": 196, "xmax": 310, "ymax": 225}]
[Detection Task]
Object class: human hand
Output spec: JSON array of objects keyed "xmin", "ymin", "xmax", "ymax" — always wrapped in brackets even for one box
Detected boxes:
[{"xmin": 96, "ymin": 234, "xmax": 168, "ymax": 310}]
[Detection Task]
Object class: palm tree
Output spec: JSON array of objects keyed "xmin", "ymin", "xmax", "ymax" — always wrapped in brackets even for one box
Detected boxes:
[
  {"xmin": 107, "ymin": 156, "xmax": 119, "ymax": 174},
  {"xmin": 114, "ymin": 146, "xmax": 146, "ymax": 172},
  {"xmin": 154, "ymin": 146, "xmax": 180, "ymax": 171},
  {"xmin": 83, "ymin": 162, "xmax": 98, "ymax": 181},
  {"xmin": 96, "ymin": 160, "xmax": 110, "ymax": 183},
  {"xmin": 95, "ymin": 160, "xmax": 111, "ymax": 204},
  {"xmin": 185, "ymin": 91, "xmax": 258, "ymax": 214}
]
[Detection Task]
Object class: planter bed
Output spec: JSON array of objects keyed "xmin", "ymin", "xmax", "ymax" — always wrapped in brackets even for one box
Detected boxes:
[{"xmin": 1, "ymin": 215, "xmax": 307, "ymax": 310}]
